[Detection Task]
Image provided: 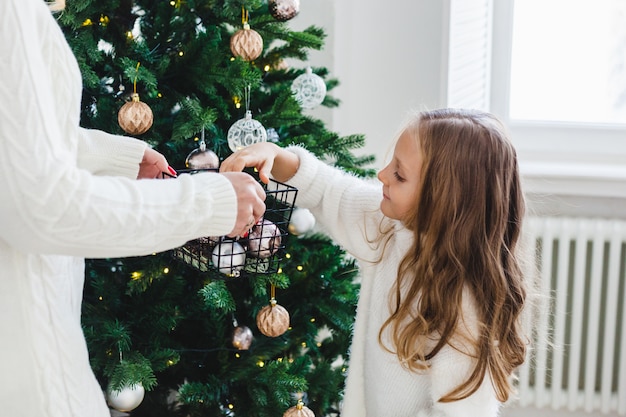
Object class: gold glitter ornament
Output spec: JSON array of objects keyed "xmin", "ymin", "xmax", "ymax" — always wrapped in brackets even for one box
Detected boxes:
[
  {"xmin": 256, "ymin": 295, "xmax": 290, "ymax": 337},
  {"xmin": 269, "ymin": 0, "xmax": 300, "ymax": 21},
  {"xmin": 283, "ymin": 399, "xmax": 315, "ymax": 417},
  {"xmin": 118, "ymin": 93, "xmax": 153, "ymax": 135}
]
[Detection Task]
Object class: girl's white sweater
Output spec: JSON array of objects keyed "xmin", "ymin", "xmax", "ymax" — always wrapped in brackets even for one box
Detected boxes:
[
  {"xmin": 284, "ymin": 146, "xmax": 502, "ymax": 417},
  {"xmin": 0, "ymin": 1, "xmax": 239, "ymax": 416}
]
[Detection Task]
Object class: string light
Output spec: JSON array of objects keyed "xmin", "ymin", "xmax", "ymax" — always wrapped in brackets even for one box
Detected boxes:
[
  {"xmin": 257, "ymin": 360, "xmax": 265, "ymax": 367},
  {"xmin": 228, "ymin": 403, "xmax": 234, "ymax": 410},
  {"xmin": 296, "ymin": 265, "xmax": 303, "ymax": 271},
  {"xmin": 126, "ymin": 31, "xmax": 133, "ymax": 40},
  {"xmin": 178, "ymin": 51, "xmax": 184, "ymax": 57},
  {"xmin": 163, "ymin": 267, "xmax": 170, "ymax": 274},
  {"xmin": 285, "ymin": 253, "xmax": 291, "ymax": 259},
  {"xmin": 99, "ymin": 15, "xmax": 109, "ymax": 26},
  {"xmin": 131, "ymin": 271, "xmax": 142, "ymax": 280},
  {"xmin": 82, "ymin": 18, "xmax": 93, "ymax": 26},
  {"xmin": 264, "ymin": 64, "xmax": 271, "ymax": 72},
  {"xmin": 309, "ymin": 318, "xmax": 316, "ymax": 323}
]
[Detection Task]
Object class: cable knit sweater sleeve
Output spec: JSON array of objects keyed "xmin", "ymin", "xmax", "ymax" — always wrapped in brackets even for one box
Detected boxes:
[
  {"xmin": 0, "ymin": 0, "xmax": 237, "ymax": 257},
  {"xmin": 283, "ymin": 145, "xmax": 386, "ymax": 261},
  {"xmin": 77, "ymin": 127, "xmax": 147, "ymax": 179}
]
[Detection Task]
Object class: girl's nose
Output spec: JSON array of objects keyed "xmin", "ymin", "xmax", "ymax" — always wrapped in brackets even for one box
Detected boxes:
[{"xmin": 377, "ymin": 166, "xmax": 387, "ymax": 183}]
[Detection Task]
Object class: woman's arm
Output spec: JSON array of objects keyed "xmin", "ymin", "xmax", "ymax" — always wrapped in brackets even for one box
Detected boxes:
[{"xmin": 0, "ymin": 0, "xmax": 248, "ymax": 257}]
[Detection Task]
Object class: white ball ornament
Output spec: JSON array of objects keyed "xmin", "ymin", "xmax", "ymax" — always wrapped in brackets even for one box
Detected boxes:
[
  {"xmin": 291, "ymin": 67, "xmax": 326, "ymax": 109},
  {"xmin": 212, "ymin": 240, "xmax": 247, "ymax": 277},
  {"xmin": 107, "ymin": 384, "xmax": 145, "ymax": 412},
  {"xmin": 288, "ymin": 208, "xmax": 315, "ymax": 236},
  {"xmin": 227, "ymin": 110, "xmax": 267, "ymax": 153}
]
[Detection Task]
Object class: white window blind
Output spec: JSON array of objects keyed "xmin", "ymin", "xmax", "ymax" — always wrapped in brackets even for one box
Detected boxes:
[{"xmin": 446, "ymin": 0, "xmax": 493, "ymax": 111}]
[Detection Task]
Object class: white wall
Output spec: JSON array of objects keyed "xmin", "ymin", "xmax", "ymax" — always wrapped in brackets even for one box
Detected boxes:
[{"xmin": 289, "ymin": 0, "xmax": 448, "ymax": 167}]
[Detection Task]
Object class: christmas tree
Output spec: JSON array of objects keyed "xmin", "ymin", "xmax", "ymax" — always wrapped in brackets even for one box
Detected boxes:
[{"xmin": 56, "ymin": 1, "xmax": 375, "ymax": 416}]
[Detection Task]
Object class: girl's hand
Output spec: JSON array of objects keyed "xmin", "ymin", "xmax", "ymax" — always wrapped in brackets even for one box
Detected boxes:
[{"xmin": 220, "ymin": 142, "xmax": 299, "ymax": 184}]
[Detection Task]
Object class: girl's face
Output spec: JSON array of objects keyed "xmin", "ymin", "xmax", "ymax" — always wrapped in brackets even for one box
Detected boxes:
[{"xmin": 377, "ymin": 130, "xmax": 424, "ymax": 221}]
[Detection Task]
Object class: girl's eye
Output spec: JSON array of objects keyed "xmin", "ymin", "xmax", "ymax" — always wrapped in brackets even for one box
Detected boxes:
[{"xmin": 393, "ymin": 171, "xmax": 405, "ymax": 182}]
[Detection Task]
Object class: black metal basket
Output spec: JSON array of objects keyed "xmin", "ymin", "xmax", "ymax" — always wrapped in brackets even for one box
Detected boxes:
[{"xmin": 167, "ymin": 169, "xmax": 298, "ymax": 277}]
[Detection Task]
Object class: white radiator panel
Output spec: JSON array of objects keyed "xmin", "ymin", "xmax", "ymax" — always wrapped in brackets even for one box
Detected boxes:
[{"xmin": 517, "ymin": 217, "xmax": 626, "ymax": 415}]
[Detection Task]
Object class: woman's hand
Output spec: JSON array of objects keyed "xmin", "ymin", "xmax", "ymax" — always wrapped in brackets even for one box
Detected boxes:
[
  {"xmin": 138, "ymin": 147, "xmax": 176, "ymax": 179},
  {"xmin": 220, "ymin": 142, "xmax": 299, "ymax": 184},
  {"xmin": 220, "ymin": 172, "xmax": 267, "ymax": 237}
]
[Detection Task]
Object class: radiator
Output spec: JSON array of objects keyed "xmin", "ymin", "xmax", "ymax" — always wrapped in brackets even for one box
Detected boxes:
[{"xmin": 515, "ymin": 217, "xmax": 626, "ymax": 415}]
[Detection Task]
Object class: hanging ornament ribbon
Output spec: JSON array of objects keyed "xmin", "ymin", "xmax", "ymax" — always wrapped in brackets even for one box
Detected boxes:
[{"xmin": 227, "ymin": 84, "xmax": 267, "ymax": 153}]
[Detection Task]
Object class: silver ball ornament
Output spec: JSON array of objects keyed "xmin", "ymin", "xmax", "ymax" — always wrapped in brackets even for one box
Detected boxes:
[
  {"xmin": 248, "ymin": 219, "xmax": 282, "ymax": 258},
  {"xmin": 185, "ymin": 146, "xmax": 219, "ymax": 170},
  {"xmin": 232, "ymin": 325, "xmax": 254, "ymax": 350}
]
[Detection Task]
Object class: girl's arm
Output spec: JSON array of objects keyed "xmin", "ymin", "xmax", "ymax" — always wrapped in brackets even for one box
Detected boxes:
[{"xmin": 222, "ymin": 143, "xmax": 386, "ymax": 261}]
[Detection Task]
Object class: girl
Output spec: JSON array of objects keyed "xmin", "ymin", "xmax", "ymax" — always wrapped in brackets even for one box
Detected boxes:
[
  {"xmin": 0, "ymin": 0, "xmax": 265, "ymax": 416},
  {"xmin": 220, "ymin": 108, "xmax": 528, "ymax": 417}
]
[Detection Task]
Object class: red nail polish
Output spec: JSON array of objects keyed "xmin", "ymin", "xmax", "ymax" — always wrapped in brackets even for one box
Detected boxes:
[{"xmin": 168, "ymin": 166, "xmax": 177, "ymax": 176}]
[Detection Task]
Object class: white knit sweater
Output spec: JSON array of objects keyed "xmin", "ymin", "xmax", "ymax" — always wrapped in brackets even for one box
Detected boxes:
[
  {"xmin": 0, "ymin": 1, "xmax": 239, "ymax": 416},
  {"xmin": 285, "ymin": 146, "xmax": 502, "ymax": 417}
]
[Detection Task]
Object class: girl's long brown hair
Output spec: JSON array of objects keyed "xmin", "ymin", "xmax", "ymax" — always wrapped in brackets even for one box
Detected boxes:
[{"xmin": 379, "ymin": 108, "xmax": 527, "ymax": 403}]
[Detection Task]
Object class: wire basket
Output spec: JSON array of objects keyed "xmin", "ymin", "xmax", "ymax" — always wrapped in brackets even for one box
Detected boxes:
[{"xmin": 167, "ymin": 169, "xmax": 298, "ymax": 277}]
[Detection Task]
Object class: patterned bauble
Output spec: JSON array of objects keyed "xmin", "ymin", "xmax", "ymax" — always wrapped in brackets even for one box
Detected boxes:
[
  {"xmin": 291, "ymin": 67, "xmax": 326, "ymax": 109},
  {"xmin": 256, "ymin": 298, "xmax": 290, "ymax": 337},
  {"xmin": 227, "ymin": 110, "xmax": 267, "ymax": 152},
  {"xmin": 107, "ymin": 383, "xmax": 145, "ymax": 412},
  {"xmin": 247, "ymin": 219, "xmax": 281, "ymax": 258},
  {"xmin": 212, "ymin": 240, "xmax": 246, "ymax": 277},
  {"xmin": 118, "ymin": 93, "xmax": 153, "ymax": 135},
  {"xmin": 232, "ymin": 325, "xmax": 254, "ymax": 350},
  {"xmin": 283, "ymin": 400, "xmax": 315, "ymax": 417},
  {"xmin": 230, "ymin": 23, "xmax": 263, "ymax": 61},
  {"xmin": 185, "ymin": 140, "xmax": 219, "ymax": 170},
  {"xmin": 288, "ymin": 208, "xmax": 316, "ymax": 236},
  {"xmin": 269, "ymin": 0, "xmax": 300, "ymax": 21}
]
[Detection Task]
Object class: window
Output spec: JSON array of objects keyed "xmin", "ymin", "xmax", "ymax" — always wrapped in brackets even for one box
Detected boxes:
[{"xmin": 509, "ymin": 0, "xmax": 626, "ymax": 125}]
